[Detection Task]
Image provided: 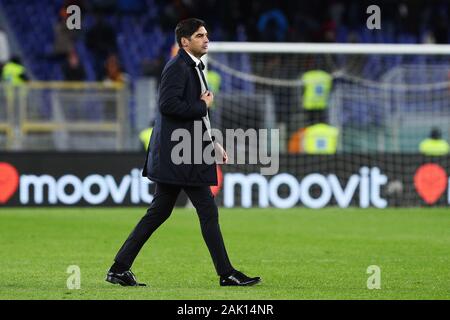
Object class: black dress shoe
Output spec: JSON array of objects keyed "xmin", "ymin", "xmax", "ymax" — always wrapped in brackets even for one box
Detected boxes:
[
  {"xmin": 105, "ymin": 270, "xmax": 147, "ymax": 287},
  {"xmin": 220, "ymin": 270, "xmax": 261, "ymax": 286}
]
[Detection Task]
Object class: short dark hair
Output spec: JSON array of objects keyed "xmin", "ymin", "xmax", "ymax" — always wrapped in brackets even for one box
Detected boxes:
[{"xmin": 175, "ymin": 18, "xmax": 206, "ymax": 47}]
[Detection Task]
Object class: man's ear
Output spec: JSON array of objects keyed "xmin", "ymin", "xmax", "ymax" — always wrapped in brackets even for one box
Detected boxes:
[{"xmin": 181, "ymin": 37, "xmax": 190, "ymax": 48}]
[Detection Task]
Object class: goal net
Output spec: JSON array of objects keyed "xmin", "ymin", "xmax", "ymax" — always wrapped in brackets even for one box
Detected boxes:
[{"xmin": 206, "ymin": 42, "xmax": 450, "ymax": 208}]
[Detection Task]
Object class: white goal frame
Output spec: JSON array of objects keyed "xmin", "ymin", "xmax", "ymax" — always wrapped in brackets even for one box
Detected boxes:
[{"xmin": 208, "ymin": 42, "xmax": 450, "ymax": 55}]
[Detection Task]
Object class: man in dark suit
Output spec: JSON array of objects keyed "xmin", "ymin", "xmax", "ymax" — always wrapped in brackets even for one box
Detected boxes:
[{"xmin": 106, "ymin": 18, "xmax": 261, "ymax": 287}]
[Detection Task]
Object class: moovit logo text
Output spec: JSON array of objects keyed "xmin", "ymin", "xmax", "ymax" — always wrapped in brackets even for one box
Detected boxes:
[
  {"xmin": 20, "ymin": 169, "xmax": 153, "ymax": 205},
  {"xmin": 224, "ymin": 167, "xmax": 389, "ymax": 209}
]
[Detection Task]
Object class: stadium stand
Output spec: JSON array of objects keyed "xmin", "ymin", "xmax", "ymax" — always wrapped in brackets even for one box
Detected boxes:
[
  {"xmin": 0, "ymin": 0, "xmax": 448, "ymax": 82},
  {"xmin": 0, "ymin": 0, "xmax": 448, "ymax": 151}
]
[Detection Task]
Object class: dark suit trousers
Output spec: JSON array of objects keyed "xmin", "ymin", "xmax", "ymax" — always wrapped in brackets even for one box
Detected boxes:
[{"xmin": 114, "ymin": 182, "xmax": 234, "ymax": 276}]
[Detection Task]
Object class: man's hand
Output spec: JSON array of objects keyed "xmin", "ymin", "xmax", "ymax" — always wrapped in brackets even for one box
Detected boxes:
[
  {"xmin": 201, "ymin": 91, "xmax": 214, "ymax": 108},
  {"xmin": 214, "ymin": 142, "xmax": 228, "ymax": 164}
]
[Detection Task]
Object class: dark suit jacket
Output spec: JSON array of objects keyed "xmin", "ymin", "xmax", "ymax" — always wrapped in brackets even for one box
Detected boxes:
[{"xmin": 143, "ymin": 49, "xmax": 218, "ymax": 186}]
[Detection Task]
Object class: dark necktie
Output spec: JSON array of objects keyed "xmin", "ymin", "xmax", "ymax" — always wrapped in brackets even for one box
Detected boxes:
[
  {"xmin": 197, "ymin": 62, "xmax": 209, "ymax": 91},
  {"xmin": 196, "ymin": 62, "xmax": 212, "ymax": 136}
]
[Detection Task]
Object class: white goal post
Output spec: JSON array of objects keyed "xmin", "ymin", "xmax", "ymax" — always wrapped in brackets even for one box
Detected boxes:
[
  {"xmin": 205, "ymin": 42, "xmax": 450, "ymax": 152},
  {"xmin": 208, "ymin": 42, "xmax": 450, "ymax": 55}
]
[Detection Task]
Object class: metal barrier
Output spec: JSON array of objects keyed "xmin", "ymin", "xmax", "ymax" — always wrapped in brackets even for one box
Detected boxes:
[
  {"xmin": 0, "ymin": 84, "xmax": 15, "ymax": 149},
  {"xmin": 0, "ymin": 81, "xmax": 129, "ymax": 151}
]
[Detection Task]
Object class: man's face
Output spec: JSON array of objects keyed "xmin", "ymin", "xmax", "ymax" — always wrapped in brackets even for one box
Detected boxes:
[{"xmin": 183, "ymin": 26, "xmax": 209, "ymax": 58}]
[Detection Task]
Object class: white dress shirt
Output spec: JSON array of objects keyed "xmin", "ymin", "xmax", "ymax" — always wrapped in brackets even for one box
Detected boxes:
[{"xmin": 185, "ymin": 50, "xmax": 213, "ymax": 142}]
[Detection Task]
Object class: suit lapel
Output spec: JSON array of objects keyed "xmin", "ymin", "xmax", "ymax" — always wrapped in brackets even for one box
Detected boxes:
[{"xmin": 179, "ymin": 49, "xmax": 204, "ymax": 96}]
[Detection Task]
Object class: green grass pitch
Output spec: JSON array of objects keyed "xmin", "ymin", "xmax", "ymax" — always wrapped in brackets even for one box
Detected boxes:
[{"xmin": 0, "ymin": 207, "xmax": 449, "ymax": 300}]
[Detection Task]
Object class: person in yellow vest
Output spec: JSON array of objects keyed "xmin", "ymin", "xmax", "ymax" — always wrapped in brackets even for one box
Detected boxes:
[
  {"xmin": 1, "ymin": 56, "xmax": 28, "ymax": 85},
  {"xmin": 139, "ymin": 126, "xmax": 153, "ymax": 151},
  {"xmin": 139, "ymin": 120, "xmax": 155, "ymax": 151},
  {"xmin": 1, "ymin": 56, "xmax": 29, "ymax": 113},
  {"xmin": 301, "ymin": 69, "xmax": 333, "ymax": 126},
  {"xmin": 419, "ymin": 128, "xmax": 450, "ymax": 156},
  {"xmin": 206, "ymin": 69, "xmax": 221, "ymax": 110},
  {"xmin": 303, "ymin": 122, "xmax": 339, "ymax": 154}
]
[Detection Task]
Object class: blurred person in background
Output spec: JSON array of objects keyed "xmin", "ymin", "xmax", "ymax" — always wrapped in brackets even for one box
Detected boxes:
[
  {"xmin": 1, "ymin": 56, "xmax": 28, "ymax": 85},
  {"xmin": 102, "ymin": 54, "xmax": 127, "ymax": 121},
  {"xmin": 85, "ymin": 16, "xmax": 118, "ymax": 80},
  {"xmin": 206, "ymin": 68, "xmax": 221, "ymax": 111},
  {"xmin": 1, "ymin": 55, "xmax": 29, "ymax": 115},
  {"xmin": 395, "ymin": 1, "xmax": 421, "ymax": 41},
  {"xmin": 62, "ymin": 49, "xmax": 86, "ymax": 81},
  {"xmin": 419, "ymin": 127, "xmax": 450, "ymax": 156},
  {"xmin": 157, "ymin": 0, "xmax": 194, "ymax": 32},
  {"xmin": 256, "ymin": 3, "xmax": 289, "ymax": 42},
  {"xmin": 139, "ymin": 119, "xmax": 155, "ymax": 152},
  {"xmin": 52, "ymin": 7, "xmax": 79, "ymax": 61},
  {"xmin": 431, "ymin": 14, "xmax": 449, "ymax": 44},
  {"xmin": 103, "ymin": 53, "xmax": 128, "ymax": 84},
  {"xmin": 301, "ymin": 69, "xmax": 333, "ymax": 126},
  {"xmin": 302, "ymin": 122, "xmax": 339, "ymax": 155}
]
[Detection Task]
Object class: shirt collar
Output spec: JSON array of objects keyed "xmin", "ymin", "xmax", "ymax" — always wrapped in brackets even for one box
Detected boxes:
[{"xmin": 185, "ymin": 50, "xmax": 203, "ymax": 69}]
